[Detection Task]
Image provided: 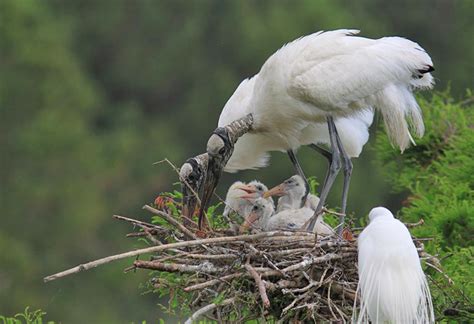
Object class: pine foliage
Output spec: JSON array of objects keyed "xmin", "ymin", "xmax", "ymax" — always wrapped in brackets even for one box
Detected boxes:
[{"xmin": 374, "ymin": 91, "xmax": 474, "ymax": 321}]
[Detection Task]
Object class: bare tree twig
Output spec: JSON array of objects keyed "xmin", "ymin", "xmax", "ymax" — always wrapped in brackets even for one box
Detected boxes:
[
  {"xmin": 404, "ymin": 219, "xmax": 425, "ymax": 228},
  {"xmin": 44, "ymin": 231, "xmax": 313, "ymax": 282},
  {"xmin": 282, "ymin": 252, "xmax": 355, "ymax": 273},
  {"xmin": 184, "ymin": 297, "xmax": 235, "ymax": 324},
  {"xmin": 245, "ymin": 263, "xmax": 270, "ymax": 308},
  {"xmin": 142, "ymin": 205, "xmax": 197, "ymax": 240},
  {"xmin": 134, "ymin": 260, "xmax": 222, "ymax": 274}
]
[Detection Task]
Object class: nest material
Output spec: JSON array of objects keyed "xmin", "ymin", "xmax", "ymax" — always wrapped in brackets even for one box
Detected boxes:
[{"xmin": 118, "ymin": 203, "xmax": 430, "ymax": 323}]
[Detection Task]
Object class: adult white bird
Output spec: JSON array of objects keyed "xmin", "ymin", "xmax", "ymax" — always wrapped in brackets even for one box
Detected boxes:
[
  {"xmin": 354, "ymin": 207, "xmax": 434, "ymax": 324},
  {"xmin": 198, "ymin": 29, "xmax": 434, "ymax": 231},
  {"xmin": 223, "ymin": 180, "xmax": 274, "ymax": 220},
  {"xmin": 241, "ymin": 198, "xmax": 333, "ymax": 235}
]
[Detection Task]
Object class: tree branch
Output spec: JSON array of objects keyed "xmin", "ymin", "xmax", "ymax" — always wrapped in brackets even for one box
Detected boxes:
[
  {"xmin": 184, "ymin": 297, "xmax": 235, "ymax": 324},
  {"xmin": 245, "ymin": 263, "xmax": 270, "ymax": 308},
  {"xmin": 43, "ymin": 231, "xmax": 312, "ymax": 282}
]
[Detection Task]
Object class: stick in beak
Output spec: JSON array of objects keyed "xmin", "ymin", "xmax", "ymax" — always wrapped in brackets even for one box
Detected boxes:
[{"xmin": 263, "ymin": 183, "xmax": 287, "ymax": 199}]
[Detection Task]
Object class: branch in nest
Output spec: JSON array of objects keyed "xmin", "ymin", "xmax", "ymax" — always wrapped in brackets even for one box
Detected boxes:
[
  {"xmin": 184, "ymin": 297, "xmax": 235, "ymax": 324},
  {"xmin": 282, "ymin": 252, "xmax": 355, "ymax": 273},
  {"xmin": 43, "ymin": 231, "xmax": 312, "ymax": 282},
  {"xmin": 245, "ymin": 263, "xmax": 270, "ymax": 308},
  {"xmin": 134, "ymin": 260, "xmax": 223, "ymax": 274},
  {"xmin": 142, "ymin": 205, "xmax": 197, "ymax": 240}
]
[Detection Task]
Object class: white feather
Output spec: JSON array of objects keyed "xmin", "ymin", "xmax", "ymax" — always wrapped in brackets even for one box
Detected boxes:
[
  {"xmin": 354, "ymin": 207, "xmax": 435, "ymax": 323},
  {"xmin": 218, "ymin": 29, "xmax": 432, "ymax": 172}
]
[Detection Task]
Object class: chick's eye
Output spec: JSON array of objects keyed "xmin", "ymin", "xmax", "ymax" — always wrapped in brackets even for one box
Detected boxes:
[
  {"xmin": 218, "ymin": 147, "xmax": 226, "ymax": 154},
  {"xmin": 253, "ymin": 206, "xmax": 258, "ymax": 211},
  {"xmin": 257, "ymin": 186, "xmax": 263, "ymax": 191}
]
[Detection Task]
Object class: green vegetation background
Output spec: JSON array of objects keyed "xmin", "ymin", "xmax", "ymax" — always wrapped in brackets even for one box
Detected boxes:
[{"xmin": 0, "ymin": 0, "xmax": 472, "ymax": 322}]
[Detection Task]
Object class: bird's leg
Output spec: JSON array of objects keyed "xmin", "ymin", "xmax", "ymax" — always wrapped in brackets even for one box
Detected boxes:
[
  {"xmin": 287, "ymin": 149, "xmax": 310, "ymax": 207},
  {"xmin": 306, "ymin": 116, "xmax": 342, "ymax": 232},
  {"xmin": 308, "ymin": 144, "xmax": 332, "ymax": 163},
  {"xmin": 334, "ymin": 128, "xmax": 353, "ymax": 235},
  {"xmin": 308, "ymin": 143, "xmax": 332, "ymax": 194}
]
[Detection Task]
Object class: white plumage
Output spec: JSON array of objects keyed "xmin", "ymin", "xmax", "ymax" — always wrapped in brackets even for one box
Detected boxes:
[
  {"xmin": 264, "ymin": 175, "xmax": 333, "ymax": 235},
  {"xmin": 242, "ymin": 198, "xmax": 333, "ymax": 235},
  {"xmin": 217, "ymin": 29, "xmax": 433, "ymax": 172},
  {"xmin": 223, "ymin": 180, "xmax": 273, "ymax": 219},
  {"xmin": 354, "ymin": 207, "xmax": 434, "ymax": 323}
]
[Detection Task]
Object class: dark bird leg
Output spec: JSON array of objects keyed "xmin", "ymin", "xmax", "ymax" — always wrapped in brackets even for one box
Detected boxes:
[
  {"xmin": 334, "ymin": 130, "xmax": 353, "ymax": 235},
  {"xmin": 308, "ymin": 144, "xmax": 332, "ymax": 163},
  {"xmin": 308, "ymin": 144, "xmax": 332, "ymax": 195},
  {"xmin": 287, "ymin": 149, "xmax": 310, "ymax": 207},
  {"xmin": 306, "ymin": 116, "xmax": 342, "ymax": 232}
]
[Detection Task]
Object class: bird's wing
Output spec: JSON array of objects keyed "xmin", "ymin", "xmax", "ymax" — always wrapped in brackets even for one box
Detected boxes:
[
  {"xmin": 287, "ymin": 30, "xmax": 433, "ymax": 151},
  {"xmin": 218, "ymin": 76, "xmax": 256, "ymax": 127}
]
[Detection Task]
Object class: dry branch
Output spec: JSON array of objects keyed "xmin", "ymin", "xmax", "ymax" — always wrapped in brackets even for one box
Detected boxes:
[{"xmin": 245, "ymin": 263, "xmax": 271, "ymax": 308}]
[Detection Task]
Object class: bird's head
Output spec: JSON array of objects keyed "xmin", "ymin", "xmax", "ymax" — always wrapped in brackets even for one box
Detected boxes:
[
  {"xmin": 180, "ymin": 153, "xmax": 208, "ymax": 224},
  {"xmin": 238, "ymin": 180, "xmax": 268, "ymax": 200},
  {"xmin": 198, "ymin": 127, "xmax": 234, "ymax": 229},
  {"xmin": 368, "ymin": 207, "xmax": 394, "ymax": 223},
  {"xmin": 264, "ymin": 175, "xmax": 306, "ymax": 200},
  {"xmin": 240, "ymin": 198, "xmax": 274, "ymax": 232}
]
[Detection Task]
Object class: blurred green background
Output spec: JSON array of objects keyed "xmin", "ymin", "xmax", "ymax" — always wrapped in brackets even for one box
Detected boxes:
[{"xmin": 1, "ymin": 0, "xmax": 472, "ymax": 322}]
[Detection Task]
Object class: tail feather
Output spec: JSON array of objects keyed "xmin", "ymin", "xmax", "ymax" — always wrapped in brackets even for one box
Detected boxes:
[{"xmin": 376, "ymin": 84, "xmax": 426, "ymax": 152}]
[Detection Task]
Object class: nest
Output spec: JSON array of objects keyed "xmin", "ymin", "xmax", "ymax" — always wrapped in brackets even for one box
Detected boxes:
[{"xmin": 113, "ymin": 199, "xmax": 430, "ymax": 323}]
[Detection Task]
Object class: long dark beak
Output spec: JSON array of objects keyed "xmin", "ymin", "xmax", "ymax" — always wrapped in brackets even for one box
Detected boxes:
[
  {"xmin": 197, "ymin": 155, "xmax": 223, "ymax": 229},
  {"xmin": 181, "ymin": 186, "xmax": 197, "ymax": 227}
]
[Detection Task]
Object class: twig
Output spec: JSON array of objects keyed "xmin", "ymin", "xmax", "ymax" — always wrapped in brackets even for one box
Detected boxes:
[
  {"xmin": 281, "ymin": 252, "xmax": 355, "ymax": 273},
  {"xmin": 184, "ymin": 297, "xmax": 235, "ymax": 324},
  {"xmin": 113, "ymin": 214, "xmax": 164, "ymax": 230},
  {"xmin": 142, "ymin": 205, "xmax": 197, "ymax": 240},
  {"xmin": 154, "ymin": 158, "xmax": 203, "ymax": 206},
  {"xmin": 134, "ymin": 260, "xmax": 222, "ymax": 274},
  {"xmin": 322, "ymin": 207, "xmax": 346, "ymax": 217},
  {"xmin": 404, "ymin": 219, "xmax": 425, "ymax": 228},
  {"xmin": 245, "ymin": 263, "xmax": 270, "ymax": 308},
  {"xmin": 44, "ymin": 231, "xmax": 312, "ymax": 282},
  {"xmin": 184, "ymin": 273, "xmax": 243, "ymax": 292}
]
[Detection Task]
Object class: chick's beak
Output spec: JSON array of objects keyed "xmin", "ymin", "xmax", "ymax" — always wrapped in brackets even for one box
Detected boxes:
[
  {"xmin": 263, "ymin": 183, "xmax": 286, "ymax": 198},
  {"xmin": 239, "ymin": 210, "xmax": 260, "ymax": 233},
  {"xmin": 236, "ymin": 184, "xmax": 257, "ymax": 199}
]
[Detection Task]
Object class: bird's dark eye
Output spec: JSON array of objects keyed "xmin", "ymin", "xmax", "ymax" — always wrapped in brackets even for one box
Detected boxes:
[
  {"xmin": 218, "ymin": 147, "xmax": 226, "ymax": 154},
  {"xmin": 253, "ymin": 205, "xmax": 258, "ymax": 211},
  {"xmin": 257, "ymin": 185, "xmax": 263, "ymax": 191}
]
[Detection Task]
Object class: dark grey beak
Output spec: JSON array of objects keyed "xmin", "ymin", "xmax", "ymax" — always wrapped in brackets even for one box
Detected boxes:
[
  {"xmin": 181, "ymin": 185, "xmax": 198, "ymax": 227},
  {"xmin": 197, "ymin": 128, "xmax": 234, "ymax": 230}
]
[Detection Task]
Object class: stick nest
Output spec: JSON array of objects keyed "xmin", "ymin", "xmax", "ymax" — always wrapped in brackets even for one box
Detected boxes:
[{"xmin": 116, "ymin": 197, "xmax": 430, "ymax": 323}]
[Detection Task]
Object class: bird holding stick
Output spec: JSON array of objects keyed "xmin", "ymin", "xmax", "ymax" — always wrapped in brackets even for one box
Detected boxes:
[{"xmin": 195, "ymin": 29, "xmax": 433, "ymax": 232}]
